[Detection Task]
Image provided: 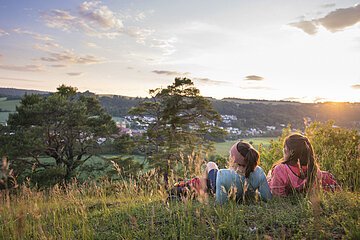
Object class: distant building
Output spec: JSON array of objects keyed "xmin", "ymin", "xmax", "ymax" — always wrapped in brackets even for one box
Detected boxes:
[{"xmin": 266, "ymin": 126, "xmax": 276, "ymax": 131}]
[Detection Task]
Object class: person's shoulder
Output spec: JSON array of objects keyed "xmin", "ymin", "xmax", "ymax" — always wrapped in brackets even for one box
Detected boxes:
[
  {"xmin": 251, "ymin": 166, "xmax": 267, "ymax": 179},
  {"xmin": 254, "ymin": 166, "xmax": 265, "ymax": 173},
  {"xmin": 218, "ymin": 169, "xmax": 236, "ymax": 176},
  {"xmin": 272, "ymin": 163, "xmax": 287, "ymax": 172}
]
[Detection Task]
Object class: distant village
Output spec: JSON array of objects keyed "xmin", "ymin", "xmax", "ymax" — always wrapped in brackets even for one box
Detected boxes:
[{"xmin": 114, "ymin": 114, "xmax": 286, "ymax": 140}]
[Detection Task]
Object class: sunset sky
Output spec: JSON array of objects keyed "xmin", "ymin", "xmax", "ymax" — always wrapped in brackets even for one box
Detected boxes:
[{"xmin": 0, "ymin": 0, "xmax": 359, "ymax": 102}]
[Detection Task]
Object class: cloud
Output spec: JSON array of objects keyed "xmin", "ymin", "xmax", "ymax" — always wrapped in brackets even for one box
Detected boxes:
[
  {"xmin": 42, "ymin": 7, "xmax": 122, "ymax": 38},
  {"xmin": 150, "ymin": 37, "xmax": 177, "ymax": 55},
  {"xmin": 33, "ymin": 39, "xmax": 104, "ymax": 66},
  {"xmin": 244, "ymin": 75, "xmax": 264, "ymax": 81},
  {"xmin": 0, "ymin": 76, "xmax": 41, "ymax": 82},
  {"xmin": 351, "ymin": 84, "xmax": 360, "ymax": 89},
  {"xmin": 78, "ymin": 1, "xmax": 123, "ymax": 29},
  {"xmin": 321, "ymin": 3, "xmax": 336, "ymax": 8},
  {"xmin": 313, "ymin": 97, "xmax": 328, "ymax": 103},
  {"xmin": 86, "ymin": 42, "xmax": 98, "ymax": 48},
  {"xmin": 319, "ymin": 4, "xmax": 360, "ymax": 32},
  {"xmin": 50, "ymin": 64, "xmax": 67, "ymax": 68},
  {"xmin": 289, "ymin": 20, "xmax": 318, "ymax": 35},
  {"xmin": 13, "ymin": 28, "xmax": 54, "ymax": 41},
  {"xmin": 66, "ymin": 72, "xmax": 83, "ymax": 76},
  {"xmin": 42, "ymin": 9, "xmax": 77, "ymax": 32},
  {"xmin": 282, "ymin": 97, "xmax": 305, "ymax": 102},
  {"xmin": 41, "ymin": 1, "xmax": 152, "ymax": 43},
  {"xmin": 152, "ymin": 70, "xmax": 190, "ymax": 76},
  {"xmin": 193, "ymin": 77, "xmax": 230, "ymax": 86},
  {"xmin": 290, "ymin": 4, "xmax": 360, "ymax": 34},
  {"xmin": 33, "ymin": 42, "xmax": 61, "ymax": 52},
  {"xmin": 40, "ymin": 50, "xmax": 104, "ymax": 64},
  {"xmin": 151, "ymin": 71, "xmax": 230, "ymax": 86},
  {"xmin": 0, "ymin": 28, "xmax": 9, "ymax": 36},
  {"xmin": 0, "ymin": 64, "xmax": 43, "ymax": 72},
  {"xmin": 134, "ymin": 12, "xmax": 146, "ymax": 21},
  {"xmin": 125, "ymin": 27, "xmax": 154, "ymax": 44}
]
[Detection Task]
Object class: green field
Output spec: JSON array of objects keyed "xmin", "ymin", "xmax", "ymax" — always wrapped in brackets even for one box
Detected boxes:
[
  {"xmin": 0, "ymin": 99, "xmax": 20, "ymax": 112},
  {"xmin": 0, "ymin": 99, "xmax": 20, "ymax": 124},
  {"xmin": 1, "ymin": 179, "xmax": 359, "ymax": 239},
  {"xmin": 214, "ymin": 137, "xmax": 275, "ymax": 156}
]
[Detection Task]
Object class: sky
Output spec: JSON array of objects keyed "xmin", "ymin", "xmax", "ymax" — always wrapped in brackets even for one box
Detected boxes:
[{"xmin": 0, "ymin": 0, "xmax": 359, "ymax": 103}]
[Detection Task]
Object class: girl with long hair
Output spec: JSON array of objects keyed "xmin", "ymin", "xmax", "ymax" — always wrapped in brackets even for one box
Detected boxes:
[{"xmin": 267, "ymin": 133, "xmax": 339, "ymax": 196}]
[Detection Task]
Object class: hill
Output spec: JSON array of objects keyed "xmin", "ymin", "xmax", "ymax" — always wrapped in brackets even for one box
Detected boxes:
[
  {"xmin": 99, "ymin": 95, "xmax": 360, "ymax": 130},
  {"xmin": 1, "ymin": 88, "xmax": 359, "ymax": 130},
  {"xmin": 0, "ymin": 88, "xmax": 50, "ymax": 99}
]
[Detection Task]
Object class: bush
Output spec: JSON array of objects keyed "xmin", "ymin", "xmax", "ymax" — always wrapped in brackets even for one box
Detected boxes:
[
  {"xmin": 260, "ymin": 122, "xmax": 360, "ymax": 191},
  {"xmin": 306, "ymin": 121, "xmax": 360, "ymax": 191}
]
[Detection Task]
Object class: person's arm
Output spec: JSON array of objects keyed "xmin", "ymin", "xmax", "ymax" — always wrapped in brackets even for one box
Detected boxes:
[
  {"xmin": 257, "ymin": 168, "xmax": 272, "ymax": 201},
  {"xmin": 268, "ymin": 164, "xmax": 288, "ymax": 196}
]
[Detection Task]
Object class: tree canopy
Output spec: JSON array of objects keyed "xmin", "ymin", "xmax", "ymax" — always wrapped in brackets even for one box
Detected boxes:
[
  {"xmin": 130, "ymin": 78, "xmax": 226, "ymax": 177},
  {"xmin": 0, "ymin": 85, "xmax": 117, "ymax": 184}
]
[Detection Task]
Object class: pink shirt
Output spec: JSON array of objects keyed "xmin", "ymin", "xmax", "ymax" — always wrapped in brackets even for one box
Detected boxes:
[{"xmin": 267, "ymin": 164, "xmax": 317, "ymax": 196}]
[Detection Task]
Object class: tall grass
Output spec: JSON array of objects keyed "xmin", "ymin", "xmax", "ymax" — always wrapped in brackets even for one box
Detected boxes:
[
  {"xmin": 1, "ymin": 173, "xmax": 359, "ymax": 239},
  {"xmin": 1, "ymin": 122, "xmax": 359, "ymax": 239}
]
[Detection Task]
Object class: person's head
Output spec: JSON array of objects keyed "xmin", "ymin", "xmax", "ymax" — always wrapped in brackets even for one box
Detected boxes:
[
  {"xmin": 282, "ymin": 133, "xmax": 318, "ymax": 189},
  {"xmin": 229, "ymin": 141, "xmax": 259, "ymax": 178},
  {"xmin": 283, "ymin": 133, "xmax": 315, "ymax": 166}
]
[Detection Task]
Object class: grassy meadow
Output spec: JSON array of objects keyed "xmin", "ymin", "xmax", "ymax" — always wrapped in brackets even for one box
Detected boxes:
[
  {"xmin": 1, "ymin": 101, "xmax": 359, "ymax": 239},
  {"xmin": 1, "ymin": 177, "xmax": 359, "ymax": 239},
  {"xmin": 2, "ymin": 132, "xmax": 359, "ymax": 239},
  {"xmin": 214, "ymin": 137, "xmax": 274, "ymax": 156},
  {"xmin": 0, "ymin": 99, "xmax": 20, "ymax": 123}
]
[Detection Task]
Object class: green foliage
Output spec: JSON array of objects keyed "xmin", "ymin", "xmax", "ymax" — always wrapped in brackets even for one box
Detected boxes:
[
  {"xmin": 104, "ymin": 155, "xmax": 144, "ymax": 179},
  {"xmin": 208, "ymin": 154, "xmax": 228, "ymax": 169},
  {"xmin": 130, "ymin": 78, "xmax": 226, "ymax": 176},
  {"xmin": 113, "ymin": 134, "xmax": 136, "ymax": 154},
  {"xmin": 0, "ymin": 85, "xmax": 117, "ymax": 185},
  {"xmin": 29, "ymin": 166, "xmax": 67, "ymax": 187},
  {"xmin": 260, "ymin": 122, "xmax": 360, "ymax": 191},
  {"xmin": 305, "ymin": 121, "xmax": 360, "ymax": 191},
  {"xmin": 1, "ymin": 179, "xmax": 359, "ymax": 239}
]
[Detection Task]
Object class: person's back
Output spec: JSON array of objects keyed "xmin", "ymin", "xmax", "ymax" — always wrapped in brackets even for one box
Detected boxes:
[
  {"xmin": 267, "ymin": 133, "xmax": 341, "ymax": 196},
  {"xmin": 216, "ymin": 165, "xmax": 272, "ymax": 204}
]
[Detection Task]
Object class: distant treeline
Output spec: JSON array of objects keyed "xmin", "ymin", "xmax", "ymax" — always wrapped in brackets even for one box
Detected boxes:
[
  {"xmin": 0, "ymin": 88, "xmax": 50, "ymax": 100},
  {"xmin": 99, "ymin": 95, "xmax": 360, "ymax": 130},
  {"xmin": 1, "ymin": 88, "xmax": 359, "ymax": 130}
]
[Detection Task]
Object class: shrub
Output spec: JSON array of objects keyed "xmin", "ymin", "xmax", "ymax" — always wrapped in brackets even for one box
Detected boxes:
[
  {"xmin": 261, "ymin": 121, "xmax": 360, "ymax": 191},
  {"xmin": 306, "ymin": 121, "xmax": 360, "ymax": 191}
]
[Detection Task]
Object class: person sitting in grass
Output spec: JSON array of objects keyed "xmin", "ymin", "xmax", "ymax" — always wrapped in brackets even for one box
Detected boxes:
[
  {"xmin": 203, "ymin": 141, "xmax": 272, "ymax": 204},
  {"xmin": 267, "ymin": 133, "xmax": 340, "ymax": 196}
]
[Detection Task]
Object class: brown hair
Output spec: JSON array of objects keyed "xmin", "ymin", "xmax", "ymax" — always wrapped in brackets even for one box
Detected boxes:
[
  {"xmin": 274, "ymin": 133, "xmax": 318, "ymax": 192},
  {"xmin": 236, "ymin": 142, "xmax": 260, "ymax": 178}
]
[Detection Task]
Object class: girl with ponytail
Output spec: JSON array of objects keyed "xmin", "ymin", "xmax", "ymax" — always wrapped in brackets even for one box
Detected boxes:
[
  {"xmin": 205, "ymin": 141, "xmax": 272, "ymax": 204},
  {"xmin": 267, "ymin": 133, "xmax": 340, "ymax": 196}
]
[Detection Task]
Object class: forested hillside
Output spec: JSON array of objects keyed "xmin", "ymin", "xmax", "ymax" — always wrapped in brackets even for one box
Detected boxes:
[
  {"xmin": 99, "ymin": 95, "xmax": 360, "ymax": 130},
  {"xmin": 1, "ymin": 88, "xmax": 359, "ymax": 130}
]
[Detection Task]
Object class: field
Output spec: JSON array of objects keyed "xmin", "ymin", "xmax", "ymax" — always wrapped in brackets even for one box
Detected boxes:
[
  {"xmin": 0, "ymin": 99, "xmax": 20, "ymax": 112},
  {"xmin": 214, "ymin": 137, "xmax": 274, "ymax": 156},
  {"xmin": 0, "ymin": 99, "xmax": 20, "ymax": 123},
  {"xmin": 1, "ymin": 179, "xmax": 359, "ymax": 239},
  {"xmin": 1, "ymin": 102, "xmax": 359, "ymax": 239}
]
